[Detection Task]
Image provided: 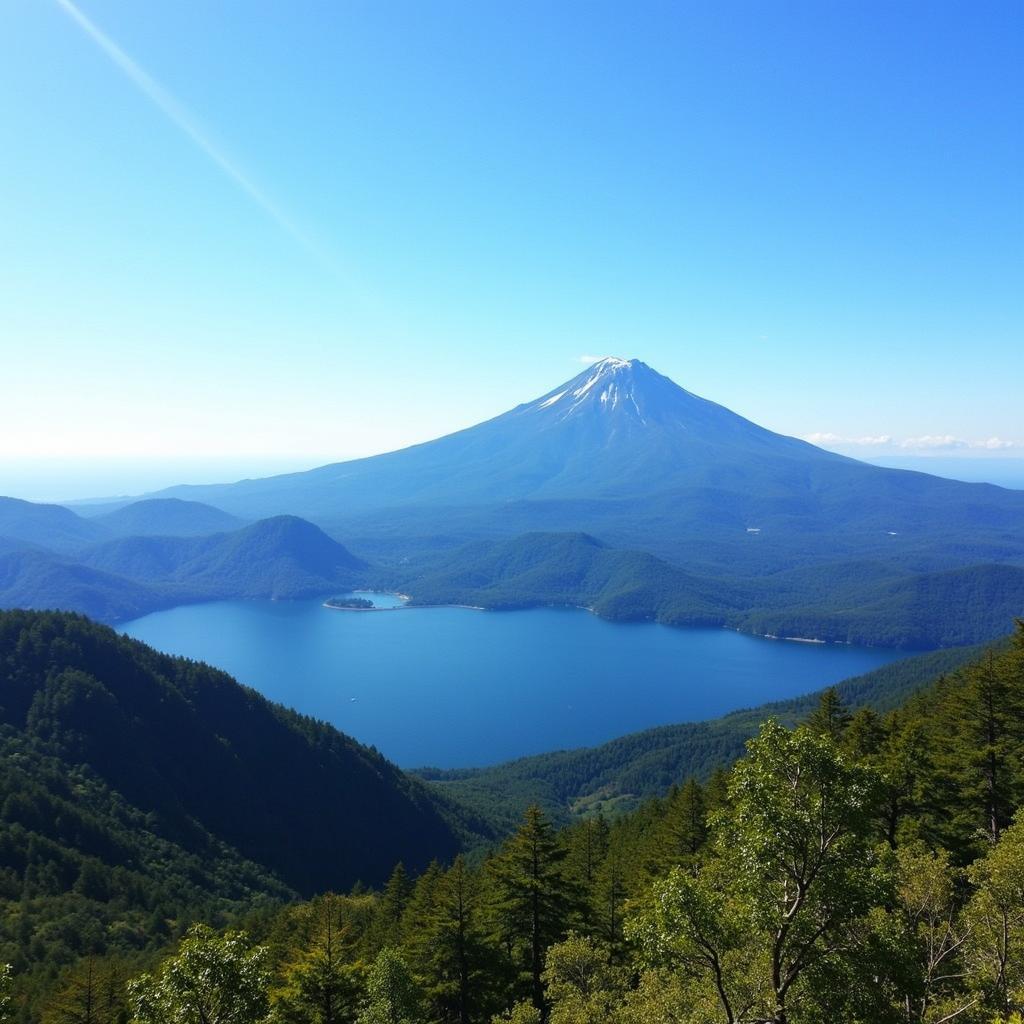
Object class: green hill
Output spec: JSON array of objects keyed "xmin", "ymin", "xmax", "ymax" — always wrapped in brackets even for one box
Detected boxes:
[{"xmin": 0, "ymin": 610, "xmax": 491, "ymax": 991}]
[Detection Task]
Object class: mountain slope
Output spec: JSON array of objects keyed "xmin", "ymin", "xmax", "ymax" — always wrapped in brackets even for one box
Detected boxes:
[
  {"xmin": 0, "ymin": 610, "xmax": 479, "ymax": 896},
  {"xmin": 0, "ymin": 496, "xmax": 103, "ymax": 554},
  {"xmin": 91, "ymin": 497, "xmax": 244, "ymax": 537},
  {"xmin": 84, "ymin": 515, "xmax": 366, "ymax": 598},
  {"xmin": 151, "ymin": 358, "xmax": 1024, "ymax": 576},
  {"xmin": 0, "ymin": 516, "xmax": 368, "ymax": 622}
]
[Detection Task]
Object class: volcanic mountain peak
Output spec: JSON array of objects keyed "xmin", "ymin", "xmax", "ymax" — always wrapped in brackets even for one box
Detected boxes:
[{"xmin": 528, "ymin": 356, "xmax": 657, "ymax": 422}]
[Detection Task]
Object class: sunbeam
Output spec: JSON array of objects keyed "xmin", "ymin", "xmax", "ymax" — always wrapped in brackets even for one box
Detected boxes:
[{"xmin": 54, "ymin": 0, "xmax": 338, "ymax": 273}]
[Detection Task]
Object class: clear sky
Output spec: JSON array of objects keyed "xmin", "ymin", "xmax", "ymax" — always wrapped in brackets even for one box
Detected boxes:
[{"xmin": 1, "ymin": 0, "xmax": 1021, "ymax": 492}]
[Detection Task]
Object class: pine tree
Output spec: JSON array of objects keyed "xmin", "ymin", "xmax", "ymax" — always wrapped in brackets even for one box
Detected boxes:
[
  {"xmin": 806, "ymin": 686, "xmax": 852, "ymax": 740},
  {"xmin": 651, "ymin": 778, "xmax": 707, "ymax": 873},
  {"xmin": 562, "ymin": 817, "xmax": 609, "ymax": 929},
  {"xmin": 411, "ymin": 856, "xmax": 493, "ymax": 1024},
  {"xmin": 42, "ymin": 957, "xmax": 127, "ymax": 1024},
  {"xmin": 487, "ymin": 806, "xmax": 576, "ymax": 1016},
  {"xmin": 939, "ymin": 650, "xmax": 1024, "ymax": 848},
  {"xmin": 272, "ymin": 893, "xmax": 362, "ymax": 1024},
  {"xmin": 369, "ymin": 864, "xmax": 413, "ymax": 953}
]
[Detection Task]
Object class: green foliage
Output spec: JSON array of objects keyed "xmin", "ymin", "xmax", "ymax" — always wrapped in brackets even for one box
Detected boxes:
[
  {"xmin": 270, "ymin": 894, "xmax": 363, "ymax": 1024},
  {"xmin": 128, "ymin": 925, "xmax": 270, "ymax": 1024},
  {"xmin": 356, "ymin": 949, "xmax": 421, "ymax": 1024},
  {"xmin": 10, "ymin": 617, "xmax": 1024, "ymax": 1022},
  {"xmin": 0, "ymin": 611, "xmax": 481, "ymax": 1015},
  {"xmin": 0, "ymin": 965, "xmax": 13, "ymax": 1024}
]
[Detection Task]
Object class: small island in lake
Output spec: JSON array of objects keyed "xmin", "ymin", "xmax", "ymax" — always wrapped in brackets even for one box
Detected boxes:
[{"xmin": 325, "ymin": 596, "xmax": 375, "ymax": 610}]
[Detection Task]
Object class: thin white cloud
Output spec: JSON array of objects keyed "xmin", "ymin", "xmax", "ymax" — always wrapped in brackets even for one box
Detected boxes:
[
  {"xmin": 804, "ymin": 432, "xmax": 892, "ymax": 447},
  {"xmin": 900, "ymin": 435, "xmax": 969, "ymax": 451},
  {"xmin": 54, "ymin": 0, "xmax": 336, "ymax": 272},
  {"xmin": 577, "ymin": 354, "xmax": 608, "ymax": 365},
  {"xmin": 805, "ymin": 432, "xmax": 1024, "ymax": 454}
]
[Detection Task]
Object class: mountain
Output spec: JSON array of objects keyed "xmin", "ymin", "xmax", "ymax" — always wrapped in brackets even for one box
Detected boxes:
[
  {"xmin": 0, "ymin": 548, "xmax": 163, "ymax": 622},
  {"xmin": 387, "ymin": 533, "xmax": 1024, "ymax": 648},
  {"xmin": 0, "ymin": 516, "xmax": 367, "ymax": 622},
  {"xmin": 151, "ymin": 357, "xmax": 1024, "ymax": 569},
  {"xmin": 0, "ymin": 496, "xmax": 104, "ymax": 554},
  {"xmin": 0, "ymin": 610, "xmax": 480, "ymax": 900},
  {"xmin": 11, "ymin": 359, "xmax": 1024, "ymax": 645},
  {"xmin": 83, "ymin": 515, "xmax": 366, "ymax": 597},
  {"xmin": 90, "ymin": 497, "xmax": 245, "ymax": 537}
]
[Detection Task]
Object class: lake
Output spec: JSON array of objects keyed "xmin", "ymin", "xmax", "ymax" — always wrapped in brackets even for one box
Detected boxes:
[{"xmin": 120, "ymin": 598, "xmax": 906, "ymax": 768}]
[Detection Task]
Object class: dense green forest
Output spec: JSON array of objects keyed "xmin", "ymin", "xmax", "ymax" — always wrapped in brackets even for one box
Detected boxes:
[
  {"xmin": 4, "ymin": 612, "xmax": 1024, "ymax": 1021},
  {"xmin": 0, "ymin": 515, "xmax": 367, "ymax": 622},
  {"xmin": 0, "ymin": 611, "xmax": 489, "ymax": 1017},
  {"xmin": 382, "ymin": 532, "xmax": 1024, "ymax": 649}
]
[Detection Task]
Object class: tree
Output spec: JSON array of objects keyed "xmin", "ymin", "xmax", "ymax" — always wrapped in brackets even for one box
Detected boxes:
[
  {"xmin": 938, "ymin": 651, "xmax": 1024, "ymax": 849},
  {"xmin": 966, "ymin": 812, "xmax": 1024, "ymax": 1016},
  {"xmin": 563, "ymin": 818, "xmax": 609, "ymax": 929},
  {"xmin": 357, "ymin": 949, "xmax": 421, "ymax": 1024},
  {"xmin": 542, "ymin": 934, "xmax": 626, "ymax": 1024},
  {"xmin": 369, "ymin": 865, "xmax": 413, "ymax": 953},
  {"xmin": 890, "ymin": 843, "xmax": 976, "ymax": 1024},
  {"xmin": 651, "ymin": 779, "xmax": 708, "ymax": 873},
  {"xmin": 128, "ymin": 925, "xmax": 270, "ymax": 1024},
  {"xmin": 272, "ymin": 893, "xmax": 363, "ymax": 1024},
  {"xmin": 631, "ymin": 721, "xmax": 883, "ymax": 1023},
  {"xmin": 488, "ymin": 806, "xmax": 576, "ymax": 1015},
  {"xmin": 408, "ymin": 856, "xmax": 492, "ymax": 1024},
  {"xmin": 0, "ymin": 964, "xmax": 13, "ymax": 1024},
  {"xmin": 42, "ymin": 957, "xmax": 127, "ymax": 1024},
  {"xmin": 805, "ymin": 687, "xmax": 851, "ymax": 740}
]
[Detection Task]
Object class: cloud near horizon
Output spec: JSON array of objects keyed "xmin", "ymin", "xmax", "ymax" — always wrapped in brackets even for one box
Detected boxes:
[{"xmin": 804, "ymin": 432, "xmax": 1023, "ymax": 454}]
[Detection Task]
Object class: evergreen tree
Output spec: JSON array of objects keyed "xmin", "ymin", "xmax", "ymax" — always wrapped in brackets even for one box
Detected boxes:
[
  {"xmin": 369, "ymin": 865, "xmax": 413, "ymax": 953},
  {"xmin": 591, "ymin": 854, "xmax": 627, "ymax": 961},
  {"xmin": 805, "ymin": 686, "xmax": 851, "ymax": 740},
  {"xmin": 410, "ymin": 856, "xmax": 493, "ymax": 1024},
  {"xmin": 562, "ymin": 817, "xmax": 609, "ymax": 930},
  {"xmin": 42, "ymin": 957, "xmax": 127, "ymax": 1024},
  {"xmin": 272, "ymin": 893, "xmax": 363, "ymax": 1024},
  {"xmin": 651, "ymin": 778, "xmax": 707, "ymax": 872},
  {"xmin": 488, "ymin": 806, "xmax": 576, "ymax": 1016},
  {"xmin": 939, "ymin": 650, "xmax": 1024, "ymax": 848}
]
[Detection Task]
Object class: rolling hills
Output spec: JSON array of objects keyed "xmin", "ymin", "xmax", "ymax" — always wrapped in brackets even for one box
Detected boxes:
[{"xmin": 0, "ymin": 515, "xmax": 367, "ymax": 621}]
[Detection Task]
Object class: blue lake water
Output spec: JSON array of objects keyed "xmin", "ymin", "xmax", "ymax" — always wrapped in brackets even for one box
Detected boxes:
[{"xmin": 120, "ymin": 599, "xmax": 906, "ymax": 768}]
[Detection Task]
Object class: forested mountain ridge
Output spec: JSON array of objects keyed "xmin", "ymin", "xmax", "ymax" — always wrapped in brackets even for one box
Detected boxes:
[
  {"xmin": 10, "ymin": 621, "xmax": 1024, "ymax": 1023},
  {"xmin": 386, "ymin": 531, "xmax": 1024, "ymax": 648},
  {"xmin": 0, "ymin": 610, "xmax": 488, "ymax": 1012},
  {"xmin": 0, "ymin": 515, "xmax": 367, "ymax": 622}
]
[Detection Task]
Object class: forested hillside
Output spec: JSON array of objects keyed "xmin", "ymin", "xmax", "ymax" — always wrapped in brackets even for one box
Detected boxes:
[
  {"xmin": 5, "ymin": 618, "xmax": 1024, "ymax": 1022},
  {"xmin": 0, "ymin": 611, "xmax": 484, "ymax": 1015},
  {"xmin": 0, "ymin": 516, "xmax": 367, "ymax": 622},
  {"xmin": 386, "ymin": 531, "xmax": 1024, "ymax": 648}
]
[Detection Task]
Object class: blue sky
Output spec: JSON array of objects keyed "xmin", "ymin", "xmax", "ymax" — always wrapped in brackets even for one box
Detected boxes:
[{"xmin": 1, "ymin": 0, "xmax": 1021, "ymax": 492}]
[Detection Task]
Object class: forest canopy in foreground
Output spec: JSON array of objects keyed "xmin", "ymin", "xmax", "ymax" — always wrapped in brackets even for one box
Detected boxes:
[{"xmin": 3, "ymin": 616, "xmax": 1024, "ymax": 1022}]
